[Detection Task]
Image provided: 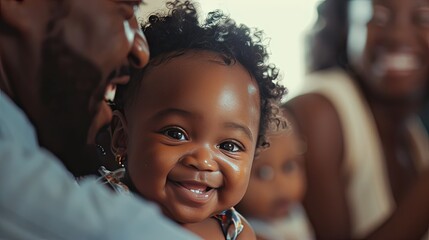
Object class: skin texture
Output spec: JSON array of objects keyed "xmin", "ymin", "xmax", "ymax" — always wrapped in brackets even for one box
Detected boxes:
[
  {"xmin": 86, "ymin": 1, "xmax": 150, "ymax": 144},
  {"xmin": 287, "ymin": 0, "xmax": 429, "ymax": 239},
  {"xmin": 236, "ymin": 113, "xmax": 306, "ymax": 222},
  {"xmin": 112, "ymin": 51, "xmax": 257, "ymax": 239},
  {"xmin": 0, "ymin": 0, "xmax": 149, "ymax": 176}
]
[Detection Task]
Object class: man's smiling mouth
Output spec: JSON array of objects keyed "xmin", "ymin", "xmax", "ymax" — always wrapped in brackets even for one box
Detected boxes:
[{"xmin": 104, "ymin": 65, "xmax": 131, "ymax": 103}]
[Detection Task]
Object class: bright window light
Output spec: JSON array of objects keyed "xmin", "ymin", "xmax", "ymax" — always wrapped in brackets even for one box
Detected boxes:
[{"xmin": 137, "ymin": 0, "xmax": 321, "ymax": 100}]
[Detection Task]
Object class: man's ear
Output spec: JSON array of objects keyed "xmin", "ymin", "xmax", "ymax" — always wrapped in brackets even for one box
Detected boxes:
[
  {"xmin": 111, "ymin": 110, "xmax": 129, "ymax": 157},
  {"xmin": 0, "ymin": 0, "xmax": 23, "ymax": 31}
]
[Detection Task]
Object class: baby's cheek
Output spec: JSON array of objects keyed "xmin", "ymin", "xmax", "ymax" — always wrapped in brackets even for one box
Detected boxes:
[
  {"xmin": 237, "ymin": 168, "xmax": 254, "ymax": 202},
  {"xmin": 290, "ymin": 174, "xmax": 306, "ymax": 202},
  {"xmin": 219, "ymin": 172, "xmax": 247, "ymax": 207}
]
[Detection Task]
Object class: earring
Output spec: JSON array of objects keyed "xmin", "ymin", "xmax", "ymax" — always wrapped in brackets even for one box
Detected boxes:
[
  {"xmin": 115, "ymin": 154, "xmax": 125, "ymax": 168},
  {"xmin": 96, "ymin": 144, "xmax": 107, "ymax": 156}
]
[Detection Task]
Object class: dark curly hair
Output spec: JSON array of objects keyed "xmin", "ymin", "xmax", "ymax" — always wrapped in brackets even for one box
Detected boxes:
[
  {"xmin": 306, "ymin": 0, "xmax": 349, "ymax": 73},
  {"xmin": 115, "ymin": 0, "xmax": 286, "ymax": 148}
]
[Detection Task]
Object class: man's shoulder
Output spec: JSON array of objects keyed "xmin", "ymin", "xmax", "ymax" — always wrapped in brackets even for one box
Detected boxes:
[{"xmin": 0, "ymin": 91, "xmax": 37, "ymax": 148}]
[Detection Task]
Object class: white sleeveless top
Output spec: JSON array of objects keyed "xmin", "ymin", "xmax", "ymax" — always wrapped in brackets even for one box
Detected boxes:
[{"xmin": 301, "ymin": 69, "xmax": 429, "ymax": 238}]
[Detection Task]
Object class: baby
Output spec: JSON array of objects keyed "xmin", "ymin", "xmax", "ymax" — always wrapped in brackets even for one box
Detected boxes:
[
  {"xmin": 108, "ymin": 1, "xmax": 286, "ymax": 239},
  {"xmin": 236, "ymin": 108, "xmax": 313, "ymax": 240}
]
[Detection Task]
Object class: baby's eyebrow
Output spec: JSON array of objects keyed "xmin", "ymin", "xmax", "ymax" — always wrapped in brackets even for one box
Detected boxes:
[
  {"xmin": 151, "ymin": 108, "xmax": 192, "ymax": 120},
  {"xmin": 223, "ymin": 122, "xmax": 253, "ymax": 142}
]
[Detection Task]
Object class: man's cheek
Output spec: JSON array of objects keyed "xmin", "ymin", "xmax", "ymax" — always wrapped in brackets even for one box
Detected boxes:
[
  {"xmin": 87, "ymin": 102, "xmax": 113, "ymax": 144},
  {"xmin": 39, "ymin": 34, "xmax": 105, "ymax": 146},
  {"xmin": 40, "ymin": 34, "xmax": 102, "ymax": 116}
]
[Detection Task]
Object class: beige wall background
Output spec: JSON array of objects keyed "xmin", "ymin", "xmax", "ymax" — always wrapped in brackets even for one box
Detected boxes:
[{"xmin": 136, "ymin": 0, "xmax": 321, "ymax": 100}]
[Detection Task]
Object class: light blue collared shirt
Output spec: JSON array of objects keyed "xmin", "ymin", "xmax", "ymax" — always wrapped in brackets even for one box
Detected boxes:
[{"xmin": 0, "ymin": 90, "xmax": 199, "ymax": 240}]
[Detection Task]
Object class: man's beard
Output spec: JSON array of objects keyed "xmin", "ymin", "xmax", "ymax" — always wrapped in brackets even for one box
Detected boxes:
[{"xmin": 38, "ymin": 33, "xmax": 105, "ymax": 176}]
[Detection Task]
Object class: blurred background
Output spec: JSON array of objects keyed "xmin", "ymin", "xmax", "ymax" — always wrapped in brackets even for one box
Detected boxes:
[{"xmin": 137, "ymin": 0, "xmax": 321, "ymax": 100}]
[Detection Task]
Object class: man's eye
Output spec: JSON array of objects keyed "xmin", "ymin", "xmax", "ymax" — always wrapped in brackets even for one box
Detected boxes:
[
  {"xmin": 219, "ymin": 141, "xmax": 243, "ymax": 152},
  {"xmin": 116, "ymin": 1, "xmax": 143, "ymax": 19},
  {"xmin": 162, "ymin": 128, "xmax": 188, "ymax": 141}
]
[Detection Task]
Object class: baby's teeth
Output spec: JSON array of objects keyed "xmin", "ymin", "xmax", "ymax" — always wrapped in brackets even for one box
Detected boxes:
[{"xmin": 190, "ymin": 189, "xmax": 203, "ymax": 194}]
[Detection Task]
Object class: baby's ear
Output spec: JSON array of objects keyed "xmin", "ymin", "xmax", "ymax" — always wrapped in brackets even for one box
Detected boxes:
[{"xmin": 110, "ymin": 110, "xmax": 128, "ymax": 156}]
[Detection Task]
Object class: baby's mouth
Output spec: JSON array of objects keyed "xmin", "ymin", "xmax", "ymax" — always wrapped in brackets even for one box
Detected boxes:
[
  {"xmin": 168, "ymin": 180, "xmax": 217, "ymax": 205},
  {"xmin": 167, "ymin": 167, "xmax": 222, "ymax": 204},
  {"xmin": 175, "ymin": 181, "xmax": 214, "ymax": 195}
]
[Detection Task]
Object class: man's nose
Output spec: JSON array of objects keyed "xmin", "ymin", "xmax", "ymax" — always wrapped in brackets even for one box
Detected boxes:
[
  {"xmin": 116, "ymin": 0, "xmax": 150, "ymax": 68},
  {"xmin": 125, "ymin": 12, "xmax": 149, "ymax": 68},
  {"xmin": 127, "ymin": 17, "xmax": 150, "ymax": 68}
]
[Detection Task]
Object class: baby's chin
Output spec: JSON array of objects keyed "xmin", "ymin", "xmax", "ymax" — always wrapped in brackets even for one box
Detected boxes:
[
  {"xmin": 162, "ymin": 205, "xmax": 216, "ymax": 224},
  {"xmin": 269, "ymin": 211, "xmax": 291, "ymax": 221},
  {"xmin": 255, "ymin": 212, "xmax": 289, "ymax": 223},
  {"xmin": 257, "ymin": 206, "xmax": 292, "ymax": 222}
]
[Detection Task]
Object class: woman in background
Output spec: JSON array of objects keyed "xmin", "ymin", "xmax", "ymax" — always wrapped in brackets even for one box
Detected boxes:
[{"xmin": 286, "ymin": 0, "xmax": 429, "ymax": 239}]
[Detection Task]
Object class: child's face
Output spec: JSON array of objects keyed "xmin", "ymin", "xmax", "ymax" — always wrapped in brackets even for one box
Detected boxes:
[
  {"xmin": 236, "ymin": 130, "xmax": 306, "ymax": 221},
  {"xmin": 123, "ymin": 51, "xmax": 260, "ymax": 223}
]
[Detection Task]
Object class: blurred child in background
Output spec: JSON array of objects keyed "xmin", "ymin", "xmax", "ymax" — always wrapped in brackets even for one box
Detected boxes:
[{"xmin": 236, "ymin": 107, "xmax": 313, "ymax": 240}]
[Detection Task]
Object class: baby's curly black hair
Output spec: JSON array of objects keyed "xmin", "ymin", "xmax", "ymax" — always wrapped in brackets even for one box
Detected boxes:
[{"xmin": 115, "ymin": 0, "xmax": 286, "ymax": 148}]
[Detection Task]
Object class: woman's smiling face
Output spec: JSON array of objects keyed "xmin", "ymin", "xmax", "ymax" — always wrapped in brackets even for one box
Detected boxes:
[
  {"xmin": 347, "ymin": 0, "xmax": 429, "ymax": 102},
  {"xmin": 121, "ymin": 51, "xmax": 261, "ymax": 223}
]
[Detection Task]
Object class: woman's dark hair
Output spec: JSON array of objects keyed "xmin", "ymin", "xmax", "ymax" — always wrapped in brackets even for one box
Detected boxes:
[
  {"xmin": 115, "ymin": 0, "xmax": 286, "ymax": 148},
  {"xmin": 306, "ymin": 0, "xmax": 349, "ymax": 72}
]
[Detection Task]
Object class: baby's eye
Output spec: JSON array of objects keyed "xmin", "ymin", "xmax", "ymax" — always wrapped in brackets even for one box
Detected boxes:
[
  {"xmin": 218, "ymin": 141, "xmax": 243, "ymax": 152},
  {"xmin": 162, "ymin": 127, "xmax": 188, "ymax": 141},
  {"xmin": 282, "ymin": 160, "xmax": 298, "ymax": 174},
  {"xmin": 256, "ymin": 165, "xmax": 274, "ymax": 181}
]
